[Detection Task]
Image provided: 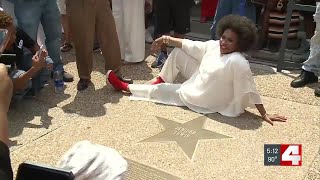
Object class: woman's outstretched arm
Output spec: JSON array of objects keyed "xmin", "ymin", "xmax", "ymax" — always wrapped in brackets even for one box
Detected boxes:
[
  {"xmin": 151, "ymin": 36, "xmax": 209, "ymax": 61},
  {"xmin": 151, "ymin": 36, "xmax": 183, "ymax": 52}
]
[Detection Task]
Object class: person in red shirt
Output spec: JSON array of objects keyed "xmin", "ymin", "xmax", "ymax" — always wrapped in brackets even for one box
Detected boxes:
[{"xmin": 200, "ymin": 0, "xmax": 218, "ymax": 23}]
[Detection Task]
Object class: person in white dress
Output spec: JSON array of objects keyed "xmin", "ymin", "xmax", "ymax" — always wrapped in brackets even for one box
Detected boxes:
[
  {"xmin": 112, "ymin": 0, "xmax": 145, "ymax": 63},
  {"xmin": 107, "ymin": 15, "xmax": 287, "ymax": 126}
]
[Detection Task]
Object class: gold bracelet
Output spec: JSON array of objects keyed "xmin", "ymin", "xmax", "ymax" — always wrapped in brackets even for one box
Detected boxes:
[
  {"xmin": 162, "ymin": 35, "xmax": 170, "ymax": 45},
  {"xmin": 166, "ymin": 36, "xmax": 170, "ymax": 46},
  {"xmin": 162, "ymin": 35, "xmax": 166, "ymax": 44}
]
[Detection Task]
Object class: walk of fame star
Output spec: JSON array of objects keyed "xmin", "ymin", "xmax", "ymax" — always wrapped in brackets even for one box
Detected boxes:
[{"xmin": 140, "ymin": 116, "xmax": 231, "ymax": 160}]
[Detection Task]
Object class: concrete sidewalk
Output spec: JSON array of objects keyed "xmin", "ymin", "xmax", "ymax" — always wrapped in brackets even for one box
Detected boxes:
[{"xmin": 8, "ymin": 46, "xmax": 319, "ymax": 180}]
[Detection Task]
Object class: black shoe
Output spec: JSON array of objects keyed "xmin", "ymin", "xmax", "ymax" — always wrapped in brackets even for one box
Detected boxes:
[
  {"xmin": 93, "ymin": 45, "xmax": 100, "ymax": 52},
  {"xmin": 315, "ymin": 86, "xmax": 320, "ymax": 97},
  {"xmin": 77, "ymin": 79, "xmax": 92, "ymax": 91},
  {"xmin": 290, "ymin": 70, "xmax": 318, "ymax": 88},
  {"xmin": 63, "ymin": 71, "xmax": 74, "ymax": 82},
  {"xmin": 61, "ymin": 43, "xmax": 73, "ymax": 52}
]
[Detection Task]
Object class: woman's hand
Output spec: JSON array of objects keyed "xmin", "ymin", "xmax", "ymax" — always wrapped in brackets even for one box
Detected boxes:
[
  {"xmin": 151, "ymin": 36, "xmax": 164, "ymax": 53},
  {"xmin": 263, "ymin": 114, "xmax": 287, "ymax": 126}
]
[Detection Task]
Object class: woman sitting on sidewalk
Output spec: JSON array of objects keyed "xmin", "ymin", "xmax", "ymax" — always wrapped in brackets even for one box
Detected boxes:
[{"xmin": 107, "ymin": 15, "xmax": 287, "ymax": 126}]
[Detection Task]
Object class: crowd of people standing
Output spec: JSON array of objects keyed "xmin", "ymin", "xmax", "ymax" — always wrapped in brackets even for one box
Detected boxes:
[{"xmin": 0, "ymin": 0, "xmax": 319, "ymax": 179}]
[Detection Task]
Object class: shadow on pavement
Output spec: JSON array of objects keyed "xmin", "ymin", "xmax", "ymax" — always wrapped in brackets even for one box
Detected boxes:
[
  {"xmin": 61, "ymin": 86, "xmax": 125, "ymax": 117},
  {"xmin": 8, "ymin": 91, "xmax": 71, "ymax": 146},
  {"xmin": 121, "ymin": 61, "xmax": 154, "ymax": 82},
  {"xmin": 92, "ymin": 51, "xmax": 155, "ymax": 82}
]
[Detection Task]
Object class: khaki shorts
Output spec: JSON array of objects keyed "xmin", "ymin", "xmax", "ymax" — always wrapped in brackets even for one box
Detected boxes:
[
  {"xmin": 57, "ymin": 0, "xmax": 66, "ymax": 14},
  {"xmin": 9, "ymin": 69, "xmax": 32, "ymax": 102}
]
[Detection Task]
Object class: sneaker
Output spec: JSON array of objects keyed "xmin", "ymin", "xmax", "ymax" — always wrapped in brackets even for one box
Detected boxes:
[
  {"xmin": 63, "ymin": 71, "xmax": 74, "ymax": 82},
  {"xmin": 60, "ymin": 43, "xmax": 73, "ymax": 52},
  {"xmin": 151, "ymin": 51, "xmax": 168, "ymax": 69}
]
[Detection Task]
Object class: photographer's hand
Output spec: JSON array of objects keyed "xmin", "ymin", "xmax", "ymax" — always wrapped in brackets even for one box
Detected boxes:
[
  {"xmin": 12, "ymin": 53, "xmax": 46, "ymax": 92},
  {"xmin": 33, "ymin": 50, "xmax": 47, "ymax": 70}
]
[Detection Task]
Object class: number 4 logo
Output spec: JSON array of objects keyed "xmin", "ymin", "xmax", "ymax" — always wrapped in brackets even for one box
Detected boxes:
[{"xmin": 280, "ymin": 144, "xmax": 302, "ymax": 166}]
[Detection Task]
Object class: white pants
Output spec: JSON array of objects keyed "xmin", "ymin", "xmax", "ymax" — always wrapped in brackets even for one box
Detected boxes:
[
  {"xmin": 1, "ymin": 0, "xmax": 46, "ymax": 47},
  {"xmin": 112, "ymin": 0, "xmax": 145, "ymax": 63},
  {"xmin": 303, "ymin": 2, "xmax": 320, "ymax": 76},
  {"xmin": 129, "ymin": 48, "xmax": 200, "ymax": 106}
]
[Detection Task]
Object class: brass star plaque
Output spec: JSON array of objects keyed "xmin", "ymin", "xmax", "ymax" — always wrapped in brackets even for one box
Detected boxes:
[{"xmin": 141, "ymin": 116, "xmax": 231, "ymax": 160}]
